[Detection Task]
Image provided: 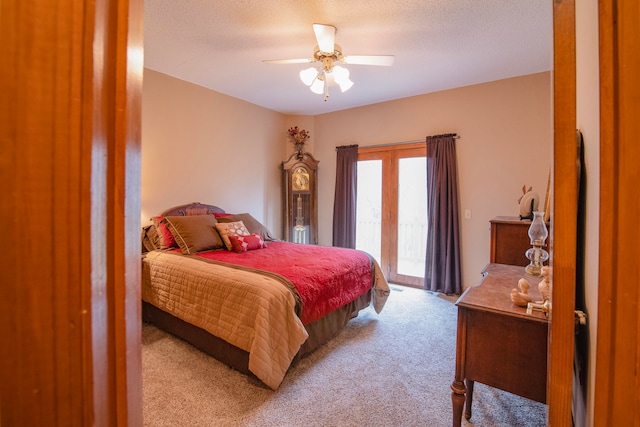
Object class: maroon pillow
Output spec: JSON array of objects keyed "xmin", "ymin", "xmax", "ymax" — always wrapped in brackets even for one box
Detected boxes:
[
  {"xmin": 151, "ymin": 216, "xmax": 177, "ymax": 249},
  {"xmin": 228, "ymin": 233, "xmax": 267, "ymax": 253}
]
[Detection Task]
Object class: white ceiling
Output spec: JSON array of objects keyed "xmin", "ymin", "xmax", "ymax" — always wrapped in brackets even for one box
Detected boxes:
[{"xmin": 143, "ymin": 0, "xmax": 552, "ymax": 116}]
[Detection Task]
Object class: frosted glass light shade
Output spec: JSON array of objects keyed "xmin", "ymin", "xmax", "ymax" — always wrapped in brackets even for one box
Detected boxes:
[
  {"xmin": 337, "ymin": 77, "xmax": 353, "ymax": 92},
  {"xmin": 309, "ymin": 77, "xmax": 324, "ymax": 94},
  {"xmin": 332, "ymin": 65, "xmax": 354, "ymax": 92},
  {"xmin": 300, "ymin": 67, "xmax": 319, "ymax": 86}
]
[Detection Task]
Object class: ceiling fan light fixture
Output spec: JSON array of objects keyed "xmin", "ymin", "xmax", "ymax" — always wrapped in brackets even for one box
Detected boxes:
[
  {"xmin": 337, "ymin": 78, "xmax": 354, "ymax": 93},
  {"xmin": 266, "ymin": 24, "xmax": 392, "ymax": 101},
  {"xmin": 313, "ymin": 23, "xmax": 336, "ymax": 53},
  {"xmin": 332, "ymin": 65, "xmax": 353, "ymax": 92},
  {"xmin": 309, "ymin": 76, "xmax": 325, "ymax": 94},
  {"xmin": 300, "ymin": 67, "xmax": 319, "ymax": 86}
]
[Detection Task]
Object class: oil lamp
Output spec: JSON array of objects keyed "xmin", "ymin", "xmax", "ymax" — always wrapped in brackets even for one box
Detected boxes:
[{"xmin": 525, "ymin": 211, "xmax": 549, "ymax": 276}]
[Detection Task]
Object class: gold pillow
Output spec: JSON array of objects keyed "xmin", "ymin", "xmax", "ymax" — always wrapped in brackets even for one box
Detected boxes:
[
  {"xmin": 162, "ymin": 215, "xmax": 224, "ymax": 255},
  {"xmin": 214, "ymin": 221, "xmax": 250, "ymax": 251}
]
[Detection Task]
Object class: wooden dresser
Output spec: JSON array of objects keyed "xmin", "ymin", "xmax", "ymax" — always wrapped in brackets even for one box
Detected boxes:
[
  {"xmin": 451, "ymin": 263, "xmax": 548, "ymax": 426},
  {"xmin": 490, "ymin": 216, "xmax": 538, "ymax": 266}
]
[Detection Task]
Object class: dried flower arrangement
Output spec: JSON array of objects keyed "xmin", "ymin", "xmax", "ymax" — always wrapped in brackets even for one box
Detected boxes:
[{"xmin": 287, "ymin": 126, "xmax": 311, "ymax": 144}]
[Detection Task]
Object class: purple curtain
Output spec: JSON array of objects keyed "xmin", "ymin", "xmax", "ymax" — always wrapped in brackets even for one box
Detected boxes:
[
  {"xmin": 424, "ymin": 134, "xmax": 462, "ymax": 294},
  {"xmin": 332, "ymin": 145, "xmax": 358, "ymax": 248}
]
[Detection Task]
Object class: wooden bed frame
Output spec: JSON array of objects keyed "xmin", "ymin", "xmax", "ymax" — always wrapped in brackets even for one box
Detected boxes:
[{"xmin": 141, "ymin": 202, "xmax": 372, "ymax": 381}]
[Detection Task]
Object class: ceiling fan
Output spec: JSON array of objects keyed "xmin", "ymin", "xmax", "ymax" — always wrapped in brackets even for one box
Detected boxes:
[{"xmin": 264, "ymin": 23, "xmax": 395, "ymax": 101}]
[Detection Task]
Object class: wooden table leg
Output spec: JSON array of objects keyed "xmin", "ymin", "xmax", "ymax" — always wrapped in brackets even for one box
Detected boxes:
[
  {"xmin": 451, "ymin": 379, "xmax": 466, "ymax": 427},
  {"xmin": 452, "ymin": 309, "xmax": 468, "ymax": 427},
  {"xmin": 465, "ymin": 379, "xmax": 474, "ymax": 420}
]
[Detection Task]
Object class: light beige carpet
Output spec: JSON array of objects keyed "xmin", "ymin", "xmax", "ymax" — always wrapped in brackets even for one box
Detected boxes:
[{"xmin": 142, "ymin": 286, "xmax": 547, "ymax": 426}]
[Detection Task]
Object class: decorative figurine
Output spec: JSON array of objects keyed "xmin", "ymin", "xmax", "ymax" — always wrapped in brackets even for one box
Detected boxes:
[
  {"xmin": 538, "ymin": 266, "xmax": 551, "ymax": 302},
  {"xmin": 518, "ymin": 184, "xmax": 540, "ymax": 220},
  {"xmin": 510, "ymin": 278, "xmax": 534, "ymax": 307},
  {"xmin": 526, "ymin": 266, "xmax": 552, "ymax": 316}
]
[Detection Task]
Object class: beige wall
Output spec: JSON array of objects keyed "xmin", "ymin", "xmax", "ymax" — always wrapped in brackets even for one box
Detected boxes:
[
  {"xmin": 302, "ymin": 72, "xmax": 552, "ymax": 288},
  {"xmin": 576, "ymin": 0, "xmax": 600, "ymax": 425},
  {"xmin": 142, "ymin": 70, "xmax": 552, "ymax": 290},
  {"xmin": 142, "ymin": 69, "xmax": 286, "ymax": 234}
]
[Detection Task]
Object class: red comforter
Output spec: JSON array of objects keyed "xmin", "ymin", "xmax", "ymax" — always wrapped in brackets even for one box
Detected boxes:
[{"xmin": 193, "ymin": 241, "xmax": 374, "ymax": 325}]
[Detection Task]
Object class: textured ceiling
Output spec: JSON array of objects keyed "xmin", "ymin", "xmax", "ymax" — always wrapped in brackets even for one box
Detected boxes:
[{"xmin": 144, "ymin": 0, "xmax": 552, "ymax": 116}]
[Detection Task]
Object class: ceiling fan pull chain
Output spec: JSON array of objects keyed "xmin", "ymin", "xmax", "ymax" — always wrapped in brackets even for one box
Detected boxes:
[{"xmin": 323, "ymin": 72, "xmax": 329, "ymax": 102}]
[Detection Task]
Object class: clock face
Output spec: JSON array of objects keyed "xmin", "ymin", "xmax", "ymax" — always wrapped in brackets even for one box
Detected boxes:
[{"xmin": 292, "ymin": 166, "xmax": 310, "ymax": 191}]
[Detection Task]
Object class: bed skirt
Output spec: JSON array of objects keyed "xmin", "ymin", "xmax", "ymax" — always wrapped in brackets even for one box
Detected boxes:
[{"xmin": 142, "ymin": 289, "xmax": 372, "ymax": 382}]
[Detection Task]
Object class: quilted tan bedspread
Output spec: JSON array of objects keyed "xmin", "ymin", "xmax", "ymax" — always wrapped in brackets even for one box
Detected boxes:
[
  {"xmin": 142, "ymin": 249, "xmax": 390, "ymax": 389},
  {"xmin": 142, "ymin": 250, "xmax": 309, "ymax": 390}
]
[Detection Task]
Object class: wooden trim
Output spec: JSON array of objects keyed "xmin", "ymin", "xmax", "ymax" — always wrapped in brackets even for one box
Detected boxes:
[
  {"xmin": 548, "ymin": 0, "xmax": 577, "ymax": 425},
  {"xmin": 0, "ymin": 1, "xmax": 94, "ymax": 424},
  {"xmin": 121, "ymin": 0, "xmax": 144, "ymax": 422},
  {"xmin": 0, "ymin": 0, "xmax": 143, "ymax": 424},
  {"xmin": 95, "ymin": 0, "xmax": 144, "ymax": 424},
  {"xmin": 359, "ymin": 141, "xmax": 426, "ymax": 155},
  {"xmin": 594, "ymin": 1, "xmax": 640, "ymax": 424},
  {"xmin": 384, "ymin": 155, "xmax": 399, "ymax": 281}
]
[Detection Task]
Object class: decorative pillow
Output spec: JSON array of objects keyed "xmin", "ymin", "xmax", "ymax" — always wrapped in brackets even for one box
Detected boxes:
[
  {"xmin": 162, "ymin": 215, "xmax": 224, "ymax": 255},
  {"xmin": 228, "ymin": 233, "xmax": 267, "ymax": 253},
  {"xmin": 217, "ymin": 213, "xmax": 276, "ymax": 241},
  {"xmin": 214, "ymin": 221, "xmax": 250, "ymax": 251},
  {"xmin": 141, "ymin": 224, "xmax": 158, "ymax": 253},
  {"xmin": 213, "ymin": 212, "xmax": 232, "ymax": 218},
  {"xmin": 151, "ymin": 216, "xmax": 177, "ymax": 249}
]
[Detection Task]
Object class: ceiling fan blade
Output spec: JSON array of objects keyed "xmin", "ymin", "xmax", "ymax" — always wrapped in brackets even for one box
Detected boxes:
[
  {"xmin": 313, "ymin": 23, "xmax": 336, "ymax": 53},
  {"xmin": 342, "ymin": 55, "xmax": 395, "ymax": 66},
  {"xmin": 263, "ymin": 58, "xmax": 315, "ymax": 64}
]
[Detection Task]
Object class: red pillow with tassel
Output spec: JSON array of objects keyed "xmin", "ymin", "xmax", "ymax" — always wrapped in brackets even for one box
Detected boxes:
[{"xmin": 228, "ymin": 233, "xmax": 267, "ymax": 253}]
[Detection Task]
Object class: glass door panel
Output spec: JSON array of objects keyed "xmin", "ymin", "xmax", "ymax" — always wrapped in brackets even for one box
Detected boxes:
[
  {"xmin": 397, "ymin": 157, "xmax": 427, "ymax": 277},
  {"xmin": 356, "ymin": 160, "xmax": 382, "ymax": 266},
  {"xmin": 355, "ymin": 142, "xmax": 427, "ymax": 287}
]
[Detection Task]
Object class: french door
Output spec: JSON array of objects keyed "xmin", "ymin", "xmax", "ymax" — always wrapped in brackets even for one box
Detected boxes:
[{"xmin": 356, "ymin": 142, "xmax": 427, "ymax": 287}]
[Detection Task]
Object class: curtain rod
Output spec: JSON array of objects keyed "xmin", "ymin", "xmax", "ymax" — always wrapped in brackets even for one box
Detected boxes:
[{"xmin": 337, "ymin": 134, "xmax": 460, "ymax": 150}]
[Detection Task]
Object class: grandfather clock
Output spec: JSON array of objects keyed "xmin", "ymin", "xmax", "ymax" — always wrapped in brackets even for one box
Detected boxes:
[{"xmin": 281, "ymin": 152, "xmax": 319, "ymax": 244}]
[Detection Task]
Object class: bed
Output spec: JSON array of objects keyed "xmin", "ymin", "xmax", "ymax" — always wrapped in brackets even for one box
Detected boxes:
[{"xmin": 141, "ymin": 202, "xmax": 390, "ymax": 389}]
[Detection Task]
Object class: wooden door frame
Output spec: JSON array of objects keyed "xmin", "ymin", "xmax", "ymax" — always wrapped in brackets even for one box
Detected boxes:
[
  {"xmin": 552, "ymin": 1, "xmax": 640, "ymax": 424},
  {"xmin": 594, "ymin": 1, "xmax": 640, "ymax": 424},
  {"xmin": 358, "ymin": 142, "xmax": 427, "ymax": 287},
  {"xmin": 0, "ymin": 0, "xmax": 143, "ymax": 424},
  {"xmin": 548, "ymin": 0, "xmax": 577, "ymax": 425}
]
